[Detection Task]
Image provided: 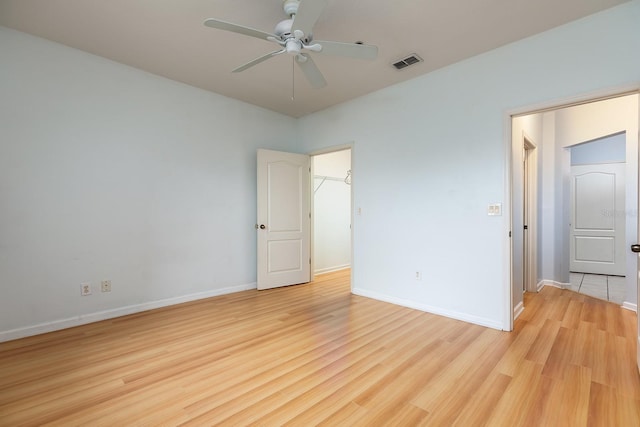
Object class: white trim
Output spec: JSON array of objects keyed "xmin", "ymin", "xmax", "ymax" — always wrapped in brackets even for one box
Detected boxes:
[
  {"xmin": 0, "ymin": 282, "xmax": 256, "ymax": 343},
  {"xmin": 308, "ymin": 143, "xmax": 353, "ymax": 157},
  {"xmin": 622, "ymin": 302, "xmax": 638, "ymax": 312},
  {"xmin": 523, "ymin": 134, "xmax": 539, "ymax": 294},
  {"xmin": 509, "ymin": 86, "xmax": 640, "ymax": 118},
  {"xmin": 314, "ymin": 264, "xmax": 351, "ymax": 275},
  {"xmin": 541, "ymin": 280, "xmax": 571, "ymax": 290},
  {"xmin": 503, "ymin": 112, "xmax": 514, "ymax": 332},
  {"xmin": 514, "ymin": 301, "xmax": 524, "ymax": 320},
  {"xmin": 536, "ymin": 280, "xmax": 545, "ymax": 292},
  {"xmin": 352, "ymin": 287, "xmax": 504, "ymax": 331}
]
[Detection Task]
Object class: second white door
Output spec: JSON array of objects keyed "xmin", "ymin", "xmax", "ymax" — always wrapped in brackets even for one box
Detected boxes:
[{"xmin": 570, "ymin": 163, "xmax": 625, "ymax": 275}]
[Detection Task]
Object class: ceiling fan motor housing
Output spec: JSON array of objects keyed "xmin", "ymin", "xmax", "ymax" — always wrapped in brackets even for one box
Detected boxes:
[{"xmin": 274, "ymin": 19, "xmax": 294, "ymax": 38}]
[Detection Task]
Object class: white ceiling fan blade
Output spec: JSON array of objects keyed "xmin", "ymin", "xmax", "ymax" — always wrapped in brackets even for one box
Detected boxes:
[
  {"xmin": 233, "ymin": 49, "xmax": 285, "ymax": 73},
  {"xmin": 314, "ymin": 40, "xmax": 378, "ymax": 60},
  {"xmin": 204, "ymin": 18, "xmax": 276, "ymax": 41},
  {"xmin": 291, "ymin": 0, "xmax": 328, "ymax": 39},
  {"xmin": 295, "ymin": 54, "xmax": 327, "ymax": 88}
]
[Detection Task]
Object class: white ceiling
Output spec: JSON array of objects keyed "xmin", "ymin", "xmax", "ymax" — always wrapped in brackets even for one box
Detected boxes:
[{"xmin": 0, "ymin": 0, "xmax": 630, "ymax": 117}]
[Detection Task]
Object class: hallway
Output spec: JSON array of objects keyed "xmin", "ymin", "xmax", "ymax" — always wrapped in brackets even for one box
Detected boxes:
[{"xmin": 569, "ymin": 273, "xmax": 626, "ymax": 305}]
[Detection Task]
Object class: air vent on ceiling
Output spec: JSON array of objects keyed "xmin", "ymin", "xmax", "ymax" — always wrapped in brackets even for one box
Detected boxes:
[{"xmin": 392, "ymin": 54, "xmax": 423, "ymax": 70}]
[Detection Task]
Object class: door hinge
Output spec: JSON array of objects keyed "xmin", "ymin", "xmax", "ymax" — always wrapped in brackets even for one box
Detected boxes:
[
  {"xmin": 524, "ymin": 225, "xmax": 528, "ymax": 230},
  {"xmin": 309, "ymin": 258, "xmax": 311, "ymax": 264},
  {"xmin": 509, "ymin": 231, "xmax": 512, "ymax": 237}
]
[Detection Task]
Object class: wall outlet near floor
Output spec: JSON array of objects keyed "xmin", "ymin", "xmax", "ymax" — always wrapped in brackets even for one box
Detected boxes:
[
  {"xmin": 101, "ymin": 280, "xmax": 112, "ymax": 293},
  {"xmin": 415, "ymin": 271, "xmax": 422, "ymax": 281},
  {"xmin": 80, "ymin": 283, "xmax": 92, "ymax": 296}
]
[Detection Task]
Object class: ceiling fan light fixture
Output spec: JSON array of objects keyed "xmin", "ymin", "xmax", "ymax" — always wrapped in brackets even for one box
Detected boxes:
[{"xmin": 285, "ymin": 39, "xmax": 302, "ymax": 54}]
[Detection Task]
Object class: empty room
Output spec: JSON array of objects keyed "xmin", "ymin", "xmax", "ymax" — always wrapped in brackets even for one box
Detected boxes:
[{"xmin": 1, "ymin": 0, "xmax": 639, "ymax": 425}]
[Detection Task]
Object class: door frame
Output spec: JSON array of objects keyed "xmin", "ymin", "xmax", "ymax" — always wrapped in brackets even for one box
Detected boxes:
[
  {"xmin": 504, "ymin": 85, "xmax": 640, "ymax": 331},
  {"xmin": 309, "ymin": 143, "xmax": 355, "ymax": 291},
  {"xmin": 510, "ymin": 129, "xmax": 538, "ymax": 321},
  {"xmin": 523, "ymin": 136, "xmax": 538, "ymax": 294}
]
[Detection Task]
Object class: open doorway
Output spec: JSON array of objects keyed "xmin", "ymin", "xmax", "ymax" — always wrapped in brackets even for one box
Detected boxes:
[
  {"xmin": 311, "ymin": 149, "xmax": 352, "ymax": 278},
  {"xmin": 510, "ymin": 92, "xmax": 639, "ymax": 322},
  {"xmin": 511, "ymin": 124, "xmax": 539, "ymax": 320}
]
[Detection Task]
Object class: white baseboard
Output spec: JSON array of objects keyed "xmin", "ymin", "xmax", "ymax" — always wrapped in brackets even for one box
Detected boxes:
[
  {"xmin": 314, "ymin": 264, "xmax": 351, "ymax": 275},
  {"xmin": 0, "ymin": 282, "xmax": 257, "ymax": 343},
  {"xmin": 541, "ymin": 280, "xmax": 571, "ymax": 290},
  {"xmin": 622, "ymin": 302, "xmax": 638, "ymax": 312},
  {"xmin": 514, "ymin": 301, "xmax": 524, "ymax": 320},
  {"xmin": 352, "ymin": 287, "xmax": 504, "ymax": 331},
  {"xmin": 536, "ymin": 280, "xmax": 545, "ymax": 292}
]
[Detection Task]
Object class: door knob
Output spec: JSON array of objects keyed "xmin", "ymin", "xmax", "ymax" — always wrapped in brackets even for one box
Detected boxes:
[
  {"xmin": 631, "ymin": 244, "xmax": 640, "ymax": 253},
  {"xmin": 259, "ymin": 224, "xmax": 266, "ymax": 230}
]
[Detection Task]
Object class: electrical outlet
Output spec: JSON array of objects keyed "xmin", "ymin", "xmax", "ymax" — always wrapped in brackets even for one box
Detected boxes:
[
  {"xmin": 415, "ymin": 271, "xmax": 422, "ymax": 281},
  {"xmin": 80, "ymin": 283, "xmax": 91, "ymax": 296},
  {"xmin": 101, "ymin": 280, "xmax": 112, "ymax": 293}
]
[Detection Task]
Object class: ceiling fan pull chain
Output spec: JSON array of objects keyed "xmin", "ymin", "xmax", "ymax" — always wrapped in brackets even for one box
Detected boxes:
[{"xmin": 291, "ymin": 56, "xmax": 295, "ymax": 100}]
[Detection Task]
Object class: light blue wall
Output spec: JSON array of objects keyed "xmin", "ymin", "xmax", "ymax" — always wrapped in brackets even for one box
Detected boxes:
[
  {"xmin": 571, "ymin": 133, "xmax": 626, "ymax": 165},
  {"xmin": 299, "ymin": 1, "xmax": 640, "ymax": 329},
  {"xmin": 0, "ymin": 26, "xmax": 297, "ymax": 338}
]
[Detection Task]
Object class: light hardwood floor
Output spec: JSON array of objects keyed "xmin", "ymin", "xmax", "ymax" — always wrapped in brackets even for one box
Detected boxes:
[{"xmin": 1, "ymin": 269, "xmax": 639, "ymax": 426}]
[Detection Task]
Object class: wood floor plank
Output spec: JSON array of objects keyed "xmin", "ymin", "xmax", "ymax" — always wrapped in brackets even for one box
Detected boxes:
[
  {"xmin": 525, "ymin": 318, "xmax": 562, "ymax": 365},
  {"xmin": 0, "ymin": 270, "xmax": 638, "ymax": 426},
  {"xmin": 451, "ymin": 372, "xmax": 512, "ymax": 426},
  {"xmin": 485, "ymin": 359, "xmax": 545, "ymax": 427}
]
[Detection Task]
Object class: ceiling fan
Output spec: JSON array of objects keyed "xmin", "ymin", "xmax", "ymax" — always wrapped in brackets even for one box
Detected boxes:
[{"xmin": 203, "ymin": 0, "xmax": 378, "ymax": 88}]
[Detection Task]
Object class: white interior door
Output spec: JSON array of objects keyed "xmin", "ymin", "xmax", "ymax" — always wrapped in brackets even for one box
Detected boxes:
[
  {"xmin": 570, "ymin": 163, "xmax": 625, "ymax": 275},
  {"xmin": 257, "ymin": 149, "xmax": 310, "ymax": 290},
  {"xmin": 637, "ymin": 100, "xmax": 640, "ymax": 375}
]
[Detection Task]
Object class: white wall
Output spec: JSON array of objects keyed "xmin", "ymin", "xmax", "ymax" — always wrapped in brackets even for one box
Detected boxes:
[
  {"xmin": 299, "ymin": 1, "xmax": 640, "ymax": 329},
  {"xmin": 0, "ymin": 27, "xmax": 297, "ymax": 340},
  {"xmin": 313, "ymin": 150, "xmax": 351, "ymax": 274}
]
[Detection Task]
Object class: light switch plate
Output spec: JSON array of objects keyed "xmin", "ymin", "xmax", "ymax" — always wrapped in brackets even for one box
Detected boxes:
[{"xmin": 488, "ymin": 203, "xmax": 502, "ymax": 216}]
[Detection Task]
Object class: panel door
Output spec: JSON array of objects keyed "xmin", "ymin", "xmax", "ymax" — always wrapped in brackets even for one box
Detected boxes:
[
  {"xmin": 257, "ymin": 149, "xmax": 310, "ymax": 290},
  {"xmin": 570, "ymin": 163, "xmax": 625, "ymax": 275}
]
